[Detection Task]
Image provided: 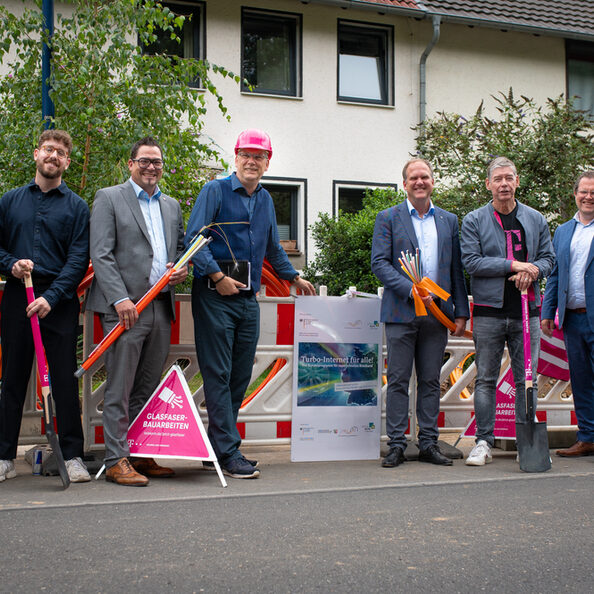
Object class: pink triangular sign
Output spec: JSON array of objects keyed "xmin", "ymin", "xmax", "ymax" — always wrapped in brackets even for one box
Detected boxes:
[
  {"xmin": 128, "ymin": 365, "xmax": 216, "ymax": 461},
  {"xmin": 461, "ymin": 366, "xmax": 517, "ymax": 440}
]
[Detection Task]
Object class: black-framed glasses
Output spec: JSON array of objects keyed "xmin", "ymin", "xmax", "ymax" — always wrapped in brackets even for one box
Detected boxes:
[{"xmin": 131, "ymin": 158, "xmax": 164, "ymax": 170}]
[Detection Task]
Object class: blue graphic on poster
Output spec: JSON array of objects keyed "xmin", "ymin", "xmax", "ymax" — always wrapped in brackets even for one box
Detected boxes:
[{"xmin": 297, "ymin": 342, "xmax": 379, "ymax": 407}]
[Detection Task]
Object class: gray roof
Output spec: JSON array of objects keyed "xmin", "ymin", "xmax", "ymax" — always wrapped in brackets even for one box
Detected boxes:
[
  {"xmin": 310, "ymin": 1, "xmax": 594, "ymax": 40},
  {"xmin": 422, "ymin": 0, "xmax": 594, "ymax": 39}
]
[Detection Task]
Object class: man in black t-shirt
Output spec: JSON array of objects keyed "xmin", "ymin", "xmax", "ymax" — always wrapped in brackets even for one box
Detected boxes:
[{"xmin": 460, "ymin": 157, "xmax": 555, "ymax": 466}]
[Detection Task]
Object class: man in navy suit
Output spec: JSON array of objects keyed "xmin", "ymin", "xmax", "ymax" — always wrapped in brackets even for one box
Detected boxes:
[
  {"xmin": 542, "ymin": 171, "xmax": 594, "ymax": 457},
  {"xmin": 371, "ymin": 158, "xmax": 469, "ymax": 468}
]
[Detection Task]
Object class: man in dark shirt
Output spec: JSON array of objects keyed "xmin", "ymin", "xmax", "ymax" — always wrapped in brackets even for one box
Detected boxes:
[
  {"xmin": 0, "ymin": 130, "xmax": 90, "ymax": 483},
  {"xmin": 460, "ymin": 157, "xmax": 555, "ymax": 466},
  {"xmin": 185, "ymin": 129, "xmax": 315, "ymax": 479}
]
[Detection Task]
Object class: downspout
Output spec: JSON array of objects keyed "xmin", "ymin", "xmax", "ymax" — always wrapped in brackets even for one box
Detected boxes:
[
  {"xmin": 42, "ymin": 0, "xmax": 54, "ymax": 128},
  {"xmin": 419, "ymin": 14, "xmax": 441, "ymax": 124}
]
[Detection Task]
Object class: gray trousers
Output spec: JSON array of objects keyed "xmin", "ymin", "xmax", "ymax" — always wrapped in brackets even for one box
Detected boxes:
[
  {"xmin": 100, "ymin": 300, "xmax": 172, "ymax": 468},
  {"xmin": 385, "ymin": 316, "xmax": 448, "ymax": 452}
]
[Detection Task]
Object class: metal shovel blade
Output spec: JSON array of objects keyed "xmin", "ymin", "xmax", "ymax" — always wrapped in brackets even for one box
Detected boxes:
[{"xmin": 516, "ymin": 420, "xmax": 551, "ymax": 473}]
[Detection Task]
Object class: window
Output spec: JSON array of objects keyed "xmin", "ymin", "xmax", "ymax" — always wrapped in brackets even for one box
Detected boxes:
[
  {"xmin": 261, "ymin": 179, "xmax": 307, "ymax": 254},
  {"xmin": 337, "ymin": 20, "xmax": 393, "ymax": 105},
  {"xmin": 143, "ymin": 2, "xmax": 205, "ymax": 86},
  {"xmin": 333, "ymin": 181, "xmax": 398, "ymax": 217},
  {"xmin": 241, "ymin": 8, "xmax": 302, "ymax": 97},
  {"xmin": 566, "ymin": 40, "xmax": 594, "ymax": 119}
]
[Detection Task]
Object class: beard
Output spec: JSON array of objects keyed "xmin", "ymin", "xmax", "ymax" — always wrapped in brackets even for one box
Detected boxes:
[{"xmin": 37, "ymin": 160, "xmax": 64, "ymax": 180}]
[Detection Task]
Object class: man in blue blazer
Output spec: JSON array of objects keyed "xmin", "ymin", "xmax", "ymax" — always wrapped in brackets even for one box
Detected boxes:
[
  {"xmin": 371, "ymin": 158, "xmax": 470, "ymax": 468},
  {"xmin": 542, "ymin": 171, "xmax": 594, "ymax": 457}
]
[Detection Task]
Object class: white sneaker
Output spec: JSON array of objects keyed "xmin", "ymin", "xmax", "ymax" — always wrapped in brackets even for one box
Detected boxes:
[
  {"xmin": 465, "ymin": 440, "xmax": 493, "ymax": 466},
  {"xmin": 65, "ymin": 457, "xmax": 91, "ymax": 483},
  {"xmin": 0, "ymin": 460, "xmax": 16, "ymax": 482}
]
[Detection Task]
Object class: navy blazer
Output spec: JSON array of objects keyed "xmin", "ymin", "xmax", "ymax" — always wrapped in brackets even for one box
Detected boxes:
[
  {"xmin": 371, "ymin": 200, "xmax": 470, "ymax": 324},
  {"xmin": 542, "ymin": 218, "xmax": 594, "ymax": 331}
]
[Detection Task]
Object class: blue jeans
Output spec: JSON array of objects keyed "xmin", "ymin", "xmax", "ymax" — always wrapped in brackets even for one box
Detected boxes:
[
  {"xmin": 472, "ymin": 315, "xmax": 540, "ymax": 446},
  {"xmin": 192, "ymin": 279, "xmax": 260, "ymax": 463},
  {"xmin": 563, "ymin": 310, "xmax": 594, "ymax": 443}
]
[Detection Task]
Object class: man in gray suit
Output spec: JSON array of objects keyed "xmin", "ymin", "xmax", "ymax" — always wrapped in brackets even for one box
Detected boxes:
[{"xmin": 87, "ymin": 137, "xmax": 187, "ymax": 486}]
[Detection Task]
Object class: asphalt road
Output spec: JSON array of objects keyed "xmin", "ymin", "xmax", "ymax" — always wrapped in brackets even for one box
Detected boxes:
[{"xmin": 1, "ymin": 459, "xmax": 593, "ymax": 593}]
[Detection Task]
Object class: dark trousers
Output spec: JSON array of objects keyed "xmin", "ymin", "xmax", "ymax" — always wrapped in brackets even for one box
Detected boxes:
[
  {"xmin": 384, "ymin": 316, "xmax": 448, "ymax": 452},
  {"xmin": 563, "ymin": 310, "xmax": 594, "ymax": 443},
  {"xmin": 0, "ymin": 279, "xmax": 84, "ymax": 460},
  {"xmin": 192, "ymin": 279, "xmax": 260, "ymax": 463}
]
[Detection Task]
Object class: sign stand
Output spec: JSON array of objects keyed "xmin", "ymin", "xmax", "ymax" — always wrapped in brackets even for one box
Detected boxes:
[
  {"xmin": 95, "ymin": 365, "xmax": 226, "ymax": 487},
  {"xmin": 457, "ymin": 365, "xmax": 517, "ymax": 443}
]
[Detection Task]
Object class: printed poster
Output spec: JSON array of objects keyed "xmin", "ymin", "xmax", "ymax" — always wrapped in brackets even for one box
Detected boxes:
[{"xmin": 291, "ymin": 295, "xmax": 382, "ymax": 461}]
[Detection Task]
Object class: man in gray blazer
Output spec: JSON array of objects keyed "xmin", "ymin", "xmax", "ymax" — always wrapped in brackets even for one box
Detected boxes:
[{"xmin": 86, "ymin": 137, "xmax": 187, "ymax": 486}]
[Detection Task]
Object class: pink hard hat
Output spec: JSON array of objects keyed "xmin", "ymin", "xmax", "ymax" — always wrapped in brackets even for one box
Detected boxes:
[{"xmin": 234, "ymin": 129, "xmax": 272, "ymax": 159}]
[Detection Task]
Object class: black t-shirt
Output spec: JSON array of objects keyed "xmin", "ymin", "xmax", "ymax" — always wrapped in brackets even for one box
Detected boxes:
[{"xmin": 473, "ymin": 205, "xmax": 538, "ymax": 319}]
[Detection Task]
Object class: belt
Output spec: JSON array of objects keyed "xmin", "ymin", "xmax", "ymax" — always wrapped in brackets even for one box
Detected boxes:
[{"xmin": 567, "ymin": 307, "xmax": 587, "ymax": 314}]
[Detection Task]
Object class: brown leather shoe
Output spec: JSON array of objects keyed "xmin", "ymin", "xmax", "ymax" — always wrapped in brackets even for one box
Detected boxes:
[
  {"xmin": 556, "ymin": 441, "xmax": 594, "ymax": 457},
  {"xmin": 131, "ymin": 457, "xmax": 175, "ymax": 478},
  {"xmin": 106, "ymin": 458, "xmax": 149, "ymax": 486}
]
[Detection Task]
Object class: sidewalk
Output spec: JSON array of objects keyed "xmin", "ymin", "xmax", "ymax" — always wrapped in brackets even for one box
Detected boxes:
[{"xmin": 2, "ymin": 436, "xmax": 593, "ymax": 511}]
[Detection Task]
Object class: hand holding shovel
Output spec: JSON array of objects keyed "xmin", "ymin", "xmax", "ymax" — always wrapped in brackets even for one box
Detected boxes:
[{"xmin": 516, "ymin": 288, "xmax": 551, "ymax": 473}]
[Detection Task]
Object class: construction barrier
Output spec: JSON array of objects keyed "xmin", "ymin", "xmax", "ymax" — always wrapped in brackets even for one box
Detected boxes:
[{"xmin": 3, "ymin": 277, "xmax": 578, "ymax": 450}]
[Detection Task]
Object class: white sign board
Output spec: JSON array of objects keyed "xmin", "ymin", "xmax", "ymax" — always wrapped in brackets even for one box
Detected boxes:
[{"xmin": 291, "ymin": 295, "xmax": 382, "ymax": 461}]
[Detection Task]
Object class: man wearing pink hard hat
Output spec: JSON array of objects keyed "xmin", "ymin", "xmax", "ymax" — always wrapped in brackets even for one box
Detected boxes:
[{"xmin": 185, "ymin": 129, "xmax": 315, "ymax": 479}]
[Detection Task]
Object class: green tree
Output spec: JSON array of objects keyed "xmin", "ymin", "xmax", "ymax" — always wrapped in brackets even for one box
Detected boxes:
[
  {"xmin": 303, "ymin": 188, "xmax": 405, "ymax": 295},
  {"xmin": 305, "ymin": 90, "xmax": 594, "ymax": 294},
  {"xmin": 415, "ymin": 89, "xmax": 594, "ymax": 229},
  {"xmin": 0, "ymin": 0, "xmax": 239, "ymax": 217}
]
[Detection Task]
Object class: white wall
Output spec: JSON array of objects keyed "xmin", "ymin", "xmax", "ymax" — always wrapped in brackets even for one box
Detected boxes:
[
  {"xmin": 0, "ymin": 0, "xmax": 568, "ymax": 264},
  {"xmin": 200, "ymin": 0, "xmax": 567, "ymax": 263}
]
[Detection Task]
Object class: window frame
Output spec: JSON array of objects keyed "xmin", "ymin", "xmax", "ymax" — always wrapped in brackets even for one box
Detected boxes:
[
  {"xmin": 566, "ymin": 39, "xmax": 594, "ymax": 120},
  {"xmin": 337, "ymin": 19, "xmax": 394, "ymax": 106},
  {"xmin": 240, "ymin": 7, "xmax": 303, "ymax": 98},
  {"xmin": 333, "ymin": 180, "xmax": 398, "ymax": 218},
  {"xmin": 261, "ymin": 177, "xmax": 308, "ymax": 255},
  {"xmin": 140, "ymin": 1, "xmax": 206, "ymax": 89}
]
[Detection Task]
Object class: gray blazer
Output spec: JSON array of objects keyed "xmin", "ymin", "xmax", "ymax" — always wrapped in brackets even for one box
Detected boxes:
[{"xmin": 86, "ymin": 180, "xmax": 185, "ymax": 320}]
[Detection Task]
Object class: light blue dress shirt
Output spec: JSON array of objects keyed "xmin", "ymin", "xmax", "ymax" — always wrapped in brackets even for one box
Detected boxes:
[
  {"xmin": 129, "ymin": 178, "xmax": 168, "ymax": 287},
  {"xmin": 406, "ymin": 199, "xmax": 438, "ymax": 282},
  {"xmin": 567, "ymin": 212, "xmax": 594, "ymax": 309}
]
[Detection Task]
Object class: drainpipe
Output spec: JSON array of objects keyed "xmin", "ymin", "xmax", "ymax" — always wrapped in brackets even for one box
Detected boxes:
[
  {"xmin": 419, "ymin": 14, "xmax": 441, "ymax": 124},
  {"xmin": 42, "ymin": 0, "xmax": 54, "ymax": 128}
]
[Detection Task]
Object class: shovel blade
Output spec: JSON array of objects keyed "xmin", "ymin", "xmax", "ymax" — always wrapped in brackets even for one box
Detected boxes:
[{"xmin": 516, "ymin": 421, "xmax": 551, "ymax": 473}]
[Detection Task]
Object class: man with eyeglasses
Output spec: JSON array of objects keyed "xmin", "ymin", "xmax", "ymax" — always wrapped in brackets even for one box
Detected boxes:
[
  {"xmin": 185, "ymin": 129, "xmax": 315, "ymax": 479},
  {"xmin": 542, "ymin": 171, "xmax": 594, "ymax": 457},
  {"xmin": 86, "ymin": 137, "xmax": 188, "ymax": 486},
  {"xmin": 0, "ymin": 130, "xmax": 91, "ymax": 484}
]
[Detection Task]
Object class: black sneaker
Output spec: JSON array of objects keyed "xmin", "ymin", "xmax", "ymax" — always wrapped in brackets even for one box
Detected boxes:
[
  {"xmin": 239, "ymin": 454, "xmax": 259, "ymax": 468},
  {"xmin": 382, "ymin": 447, "xmax": 405, "ymax": 468},
  {"xmin": 203, "ymin": 456, "xmax": 258, "ymax": 471},
  {"xmin": 222, "ymin": 457, "xmax": 260, "ymax": 479}
]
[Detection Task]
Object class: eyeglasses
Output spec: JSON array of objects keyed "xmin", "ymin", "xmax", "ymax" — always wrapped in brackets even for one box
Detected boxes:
[
  {"xmin": 131, "ymin": 158, "xmax": 164, "ymax": 170},
  {"xmin": 40, "ymin": 145, "xmax": 69, "ymax": 159},
  {"xmin": 577, "ymin": 190, "xmax": 594, "ymax": 198},
  {"xmin": 237, "ymin": 151, "xmax": 268, "ymax": 162}
]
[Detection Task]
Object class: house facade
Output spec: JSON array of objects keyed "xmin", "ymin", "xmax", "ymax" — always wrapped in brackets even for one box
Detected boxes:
[
  {"xmin": 193, "ymin": 0, "xmax": 594, "ymax": 267},
  {"xmin": 2, "ymin": 0, "xmax": 593, "ymax": 268}
]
